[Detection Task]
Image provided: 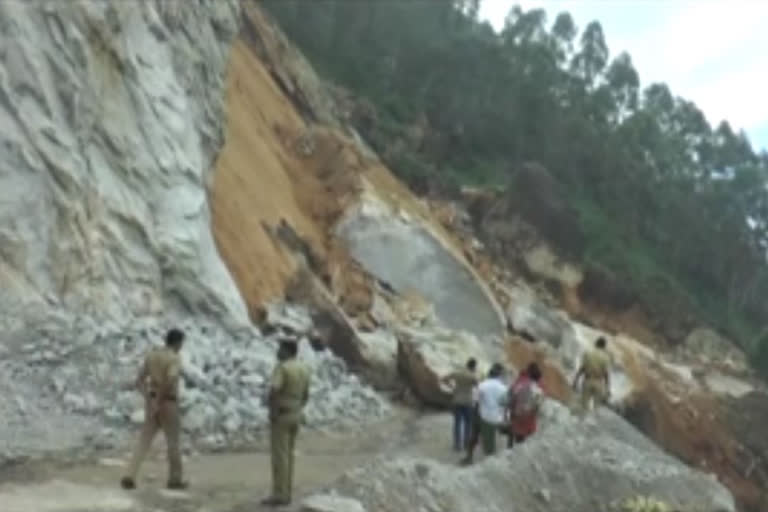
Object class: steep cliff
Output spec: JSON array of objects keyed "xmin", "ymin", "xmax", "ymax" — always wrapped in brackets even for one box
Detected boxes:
[
  {"xmin": 0, "ymin": 0, "xmax": 247, "ymax": 325},
  {"xmin": 0, "ymin": 0, "xmax": 387, "ymax": 464}
]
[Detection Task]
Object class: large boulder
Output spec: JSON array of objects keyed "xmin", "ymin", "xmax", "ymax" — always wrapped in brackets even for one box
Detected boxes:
[
  {"xmin": 329, "ymin": 406, "xmax": 736, "ymax": 512},
  {"xmin": 355, "ymin": 329, "xmax": 399, "ymax": 391},
  {"xmin": 336, "ymin": 193, "xmax": 505, "ymax": 338},
  {"xmin": 507, "ymin": 293, "xmax": 577, "ymax": 350},
  {"xmin": 681, "ymin": 328, "xmax": 749, "ymax": 375},
  {"xmin": 301, "ymin": 494, "xmax": 367, "ymax": 512},
  {"xmin": 396, "ymin": 325, "xmax": 496, "ymax": 407},
  {"xmin": 0, "ymin": 0, "xmax": 248, "ymax": 325}
]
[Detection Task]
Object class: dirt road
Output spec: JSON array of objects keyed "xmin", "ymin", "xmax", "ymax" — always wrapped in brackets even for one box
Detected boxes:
[{"xmin": 0, "ymin": 409, "xmax": 457, "ymax": 512}]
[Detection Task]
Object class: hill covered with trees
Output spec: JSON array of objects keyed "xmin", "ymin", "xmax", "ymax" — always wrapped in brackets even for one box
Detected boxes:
[{"xmin": 261, "ymin": 0, "xmax": 768, "ymax": 374}]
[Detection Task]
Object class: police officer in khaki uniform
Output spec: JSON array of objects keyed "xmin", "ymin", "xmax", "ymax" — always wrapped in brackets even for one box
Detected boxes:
[
  {"xmin": 121, "ymin": 328, "xmax": 187, "ymax": 490},
  {"xmin": 572, "ymin": 337, "xmax": 611, "ymax": 415},
  {"xmin": 261, "ymin": 340, "xmax": 310, "ymax": 507}
]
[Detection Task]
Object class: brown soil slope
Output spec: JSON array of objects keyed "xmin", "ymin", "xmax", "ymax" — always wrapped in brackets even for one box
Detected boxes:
[
  {"xmin": 211, "ymin": 6, "xmax": 494, "ymax": 324},
  {"xmin": 211, "ymin": 36, "xmax": 366, "ymax": 316}
]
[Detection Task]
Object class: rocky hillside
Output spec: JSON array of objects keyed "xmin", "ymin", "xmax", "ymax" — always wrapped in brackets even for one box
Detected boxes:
[
  {"xmin": 0, "ymin": 0, "xmax": 247, "ymax": 325},
  {"xmin": 323, "ymin": 406, "xmax": 735, "ymax": 512},
  {"xmin": 0, "ymin": 1, "xmax": 764, "ymax": 511},
  {"xmin": 211, "ymin": 5, "xmax": 504, "ymax": 338},
  {"xmin": 0, "ymin": 0, "xmax": 386, "ymax": 464},
  {"xmin": 212, "ymin": 4, "xmax": 768, "ymax": 510}
]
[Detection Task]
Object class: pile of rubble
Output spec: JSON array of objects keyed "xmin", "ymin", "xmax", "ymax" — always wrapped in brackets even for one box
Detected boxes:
[
  {"xmin": 320, "ymin": 403, "xmax": 735, "ymax": 512},
  {"xmin": 0, "ymin": 303, "xmax": 388, "ymax": 463}
]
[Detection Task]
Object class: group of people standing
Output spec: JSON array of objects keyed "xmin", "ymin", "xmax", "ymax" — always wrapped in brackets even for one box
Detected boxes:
[
  {"xmin": 442, "ymin": 336, "xmax": 612, "ymax": 464},
  {"xmin": 115, "ymin": 328, "xmax": 611, "ymax": 504},
  {"xmin": 119, "ymin": 330, "xmax": 311, "ymax": 508}
]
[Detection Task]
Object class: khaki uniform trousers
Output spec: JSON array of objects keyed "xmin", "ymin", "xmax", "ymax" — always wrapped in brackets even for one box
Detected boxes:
[
  {"xmin": 270, "ymin": 416, "xmax": 300, "ymax": 501},
  {"xmin": 125, "ymin": 396, "xmax": 183, "ymax": 483},
  {"xmin": 579, "ymin": 378, "xmax": 607, "ymax": 415}
]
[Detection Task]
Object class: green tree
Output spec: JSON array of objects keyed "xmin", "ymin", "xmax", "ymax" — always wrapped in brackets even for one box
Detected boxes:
[{"xmin": 262, "ymin": 0, "xmax": 768, "ymax": 372}]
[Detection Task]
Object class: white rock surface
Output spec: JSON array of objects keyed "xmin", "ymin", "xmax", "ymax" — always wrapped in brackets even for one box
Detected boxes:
[
  {"xmin": 396, "ymin": 324, "xmax": 498, "ymax": 406},
  {"xmin": 0, "ymin": 304, "xmax": 389, "ymax": 463},
  {"xmin": 301, "ymin": 493, "xmax": 367, "ymax": 512},
  {"xmin": 330, "ymin": 405, "xmax": 736, "ymax": 512},
  {"xmin": 0, "ymin": 1, "xmax": 396, "ymax": 465},
  {"xmin": 0, "ymin": 0, "xmax": 247, "ymax": 325},
  {"xmin": 507, "ymin": 290, "xmax": 577, "ymax": 350},
  {"xmin": 336, "ymin": 193, "xmax": 505, "ymax": 338}
]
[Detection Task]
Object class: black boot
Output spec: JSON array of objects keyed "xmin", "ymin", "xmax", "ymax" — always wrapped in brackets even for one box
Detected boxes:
[
  {"xmin": 167, "ymin": 480, "xmax": 189, "ymax": 490},
  {"xmin": 120, "ymin": 477, "xmax": 136, "ymax": 490}
]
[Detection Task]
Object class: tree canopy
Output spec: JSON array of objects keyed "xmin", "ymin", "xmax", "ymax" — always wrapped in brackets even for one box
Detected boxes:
[{"xmin": 262, "ymin": 0, "xmax": 768, "ymax": 372}]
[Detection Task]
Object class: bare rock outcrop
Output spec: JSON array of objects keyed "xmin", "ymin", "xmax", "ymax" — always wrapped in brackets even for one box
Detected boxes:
[
  {"xmin": 301, "ymin": 494, "xmax": 367, "ymax": 512},
  {"xmin": 336, "ymin": 193, "xmax": 506, "ymax": 338},
  {"xmin": 0, "ymin": 0, "xmax": 247, "ymax": 325},
  {"xmin": 329, "ymin": 406, "xmax": 735, "ymax": 512},
  {"xmin": 396, "ymin": 325, "xmax": 495, "ymax": 407}
]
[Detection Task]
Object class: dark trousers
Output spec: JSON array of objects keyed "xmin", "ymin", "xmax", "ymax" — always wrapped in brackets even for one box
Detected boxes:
[
  {"xmin": 507, "ymin": 432, "xmax": 527, "ymax": 449},
  {"xmin": 452, "ymin": 404, "xmax": 473, "ymax": 450}
]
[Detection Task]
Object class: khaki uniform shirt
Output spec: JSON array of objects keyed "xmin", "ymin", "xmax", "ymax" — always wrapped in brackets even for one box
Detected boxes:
[
  {"xmin": 270, "ymin": 359, "xmax": 311, "ymax": 423},
  {"xmin": 445, "ymin": 369, "xmax": 477, "ymax": 406},
  {"xmin": 581, "ymin": 349, "xmax": 609, "ymax": 383},
  {"xmin": 141, "ymin": 347, "xmax": 182, "ymax": 399}
]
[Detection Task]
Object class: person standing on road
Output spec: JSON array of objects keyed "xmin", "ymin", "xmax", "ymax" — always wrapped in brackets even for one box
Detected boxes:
[
  {"xmin": 461, "ymin": 368, "xmax": 483, "ymax": 463},
  {"xmin": 572, "ymin": 337, "xmax": 611, "ymax": 415},
  {"xmin": 261, "ymin": 340, "xmax": 311, "ymax": 507},
  {"xmin": 441, "ymin": 358, "xmax": 478, "ymax": 451},
  {"xmin": 121, "ymin": 328, "xmax": 187, "ymax": 490},
  {"xmin": 505, "ymin": 362, "xmax": 544, "ymax": 448},
  {"xmin": 461, "ymin": 363, "xmax": 507, "ymax": 465}
]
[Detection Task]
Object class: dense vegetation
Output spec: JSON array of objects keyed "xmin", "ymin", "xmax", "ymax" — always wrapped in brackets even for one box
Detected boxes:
[{"xmin": 262, "ymin": 1, "xmax": 768, "ymax": 371}]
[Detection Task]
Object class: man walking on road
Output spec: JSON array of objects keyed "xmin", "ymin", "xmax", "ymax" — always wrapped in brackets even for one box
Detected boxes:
[
  {"xmin": 121, "ymin": 328, "xmax": 187, "ymax": 490},
  {"xmin": 461, "ymin": 363, "xmax": 507, "ymax": 465},
  {"xmin": 572, "ymin": 337, "xmax": 611, "ymax": 416},
  {"xmin": 441, "ymin": 358, "xmax": 478, "ymax": 451},
  {"xmin": 262, "ymin": 340, "xmax": 311, "ymax": 507}
]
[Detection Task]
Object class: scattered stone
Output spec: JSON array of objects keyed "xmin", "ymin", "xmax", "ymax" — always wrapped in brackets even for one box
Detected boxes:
[
  {"xmin": 130, "ymin": 409, "xmax": 145, "ymax": 425},
  {"xmin": 335, "ymin": 194, "xmax": 505, "ymax": 338},
  {"xmin": 507, "ymin": 293, "xmax": 576, "ymax": 349},
  {"xmin": 396, "ymin": 325, "xmax": 496, "ymax": 407},
  {"xmin": 535, "ymin": 487, "xmax": 551, "ymax": 503},
  {"xmin": 0, "ymin": 304, "xmax": 389, "ymax": 462},
  {"xmin": 328, "ymin": 407, "xmax": 735, "ymax": 512},
  {"xmin": 302, "ymin": 493, "xmax": 367, "ymax": 512}
]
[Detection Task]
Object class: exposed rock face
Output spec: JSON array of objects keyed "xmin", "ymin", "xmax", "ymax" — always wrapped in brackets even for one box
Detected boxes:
[
  {"xmin": 681, "ymin": 328, "xmax": 749, "ymax": 375},
  {"xmin": 0, "ymin": 1, "xmax": 394, "ymax": 465},
  {"xmin": 507, "ymin": 291, "xmax": 577, "ymax": 350},
  {"xmin": 336, "ymin": 193, "xmax": 505, "ymax": 338},
  {"xmin": 329, "ymin": 405, "xmax": 735, "ymax": 512},
  {"xmin": 396, "ymin": 325, "xmax": 495, "ymax": 406},
  {"xmin": 0, "ymin": 0, "xmax": 247, "ymax": 324}
]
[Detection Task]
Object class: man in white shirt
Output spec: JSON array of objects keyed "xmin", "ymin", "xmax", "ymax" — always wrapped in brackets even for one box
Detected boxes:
[{"xmin": 461, "ymin": 363, "xmax": 507, "ymax": 464}]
